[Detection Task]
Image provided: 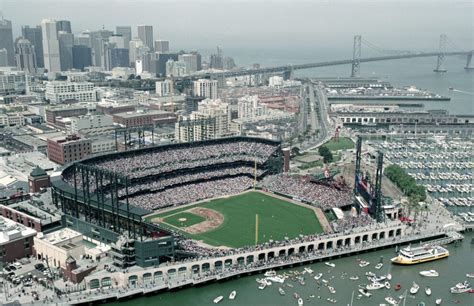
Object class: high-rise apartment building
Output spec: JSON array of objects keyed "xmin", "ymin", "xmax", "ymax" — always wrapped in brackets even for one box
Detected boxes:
[
  {"xmin": 154, "ymin": 40, "xmax": 169, "ymax": 53},
  {"xmin": 193, "ymin": 79, "xmax": 218, "ymax": 99},
  {"xmin": 116, "ymin": 26, "xmax": 132, "ymax": 49},
  {"xmin": 15, "ymin": 39, "xmax": 37, "ymax": 74},
  {"xmin": 58, "ymin": 31, "xmax": 74, "ymax": 71},
  {"xmin": 0, "ymin": 17, "xmax": 15, "ymax": 66},
  {"xmin": 155, "ymin": 80, "xmax": 173, "ymax": 97},
  {"xmin": 21, "ymin": 25, "xmax": 44, "ymax": 68},
  {"xmin": 237, "ymin": 95, "xmax": 268, "ymax": 120},
  {"xmin": 137, "ymin": 25, "xmax": 154, "ymax": 51},
  {"xmin": 41, "ymin": 19, "xmax": 61, "ymax": 72}
]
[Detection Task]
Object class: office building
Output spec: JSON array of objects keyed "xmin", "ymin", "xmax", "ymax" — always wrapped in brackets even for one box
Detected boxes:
[
  {"xmin": 72, "ymin": 45, "xmax": 92, "ymax": 70},
  {"xmin": 21, "ymin": 25, "xmax": 44, "ymax": 68},
  {"xmin": 0, "ymin": 17, "xmax": 15, "ymax": 66},
  {"xmin": 47, "ymin": 134, "xmax": 91, "ymax": 165},
  {"xmin": 41, "ymin": 19, "xmax": 61, "ymax": 72},
  {"xmin": 128, "ymin": 38, "xmax": 148, "ymax": 67},
  {"xmin": 155, "ymin": 80, "xmax": 173, "ymax": 96},
  {"xmin": 210, "ymin": 46, "xmax": 224, "ymax": 69},
  {"xmin": 0, "ymin": 216, "xmax": 36, "ymax": 262},
  {"xmin": 154, "ymin": 53, "xmax": 178, "ymax": 77},
  {"xmin": 89, "ymin": 30, "xmax": 113, "ymax": 68},
  {"xmin": 112, "ymin": 110, "xmax": 176, "ymax": 127},
  {"xmin": 69, "ymin": 114, "xmax": 114, "ymax": 133},
  {"xmin": 193, "ymin": 79, "xmax": 218, "ymax": 99},
  {"xmin": 15, "ymin": 39, "xmax": 37, "ymax": 74},
  {"xmin": 56, "ymin": 20, "xmax": 72, "ymax": 33},
  {"xmin": 0, "ymin": 70, "xmax": 27, "ymax": 94},
  {"xmin": 166, "ymin": 59, "xmax": 186, "ymax": 77},
  {"xmin": 45, "ymin": 105, "xmax": 89, "ymax": 125},
  {"xmin": 58, "ymin": 31, "xmax": 74, "ymax": 71},
  {"xmin": 137, "ymin": 25, "xmax": 154, "ymax": 51},
  {"xmin": 0, "ymin": 49, "xmax": 8, "ymax": 67},
  {"xmin": 108, "ymin": 34, "xmax": 126, "ymax": 49},
  {"xmin": 74, "ymin": 31, "xmax": 92, "ymax": 47},
  {"xmin": 45, "ymin": 81, "xmax": 97, "ymax": 103},
  {"xmin": 106, "ymin": 47, "xmax": 129, "ymax": 70},
  {"xmin": 178, "ymin": 53, "xmax": 201, "ymax": 74},
  {"xmin": 154, "ymin": 40, "xmax": 169, "ymax": 53},
  {"xmin": 116, "ymin": 26, "xmax": 131, "ymax": 48}
]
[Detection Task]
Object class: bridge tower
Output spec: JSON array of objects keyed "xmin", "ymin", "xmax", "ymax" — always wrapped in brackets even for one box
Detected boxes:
[
  {"xmin": 434, "ymin": 34, "xmax": 448, "ymax": 72},
  {"xmin": 465, "ymin": 51, "xmax": 474, "ymax": 70},
  {"xmin": 373, "ymin": 151, "xmax": 385, "ymax": 223},
  {"xmin": 351, "ymin": 35, "xmax": 362, "ymax": 77},
  {"xmin": 283, "ymin": 66, "xmax": 294, "ymax": 80}
]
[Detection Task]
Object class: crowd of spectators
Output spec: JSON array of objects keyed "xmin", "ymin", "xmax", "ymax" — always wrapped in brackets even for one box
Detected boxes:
[
  {"xmin": 331, "ymin": 214, "xmax": 375, "ymax": 233},
  {"xmin": 263, "ymin": 174, "xmax": 353, "ymax": 210}
]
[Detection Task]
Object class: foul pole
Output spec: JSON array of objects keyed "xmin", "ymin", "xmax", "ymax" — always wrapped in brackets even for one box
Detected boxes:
[{"xmin": 255, "ymin": 214, "xmax": 259, "ymax": 245}]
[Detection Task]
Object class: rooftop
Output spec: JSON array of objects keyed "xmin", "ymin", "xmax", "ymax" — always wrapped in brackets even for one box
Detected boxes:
[
  {"xmin": 114, "ymin": 109, "xmax": 173, "ymax": 119},
  {"xmin": 0, "ymin": 215, "xmax": 37, "ymax": 245}
]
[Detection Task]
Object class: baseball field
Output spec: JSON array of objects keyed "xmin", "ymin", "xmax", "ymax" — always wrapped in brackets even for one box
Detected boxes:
[{"xmin": 146, "ymin": 191, "xmax": 324, "ymax": 248}]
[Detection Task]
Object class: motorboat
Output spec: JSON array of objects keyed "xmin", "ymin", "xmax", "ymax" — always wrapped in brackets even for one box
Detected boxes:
[
  {"xmin": 450, "ymin": 281, "xmax": 471, "ymax": 293},
  {"xmin": 314, "ymin": 273, "xmax": 322, "ymax": 280},
  {"xmin": 325, "ymin": 262, "xmax": 336, "ymax": 268},
  {"xmin": 229, "ymin": 291, "xmax": 236, "ymax": 300},
  {"xmin": 358, "ymin": 288, "xmax": 372, "ymax": 297},
  {"xmin": 385, "ymin": 296, "xmax": 398, "ymax": 305},
  {"xmin": 394, "ymin": 283, "xmax": 401, "ymax": 291},
  {"xmin": 267, "ymin": 275, "xmax": 285, "ymax": 284},
  {"xmin": 366, "ymin": 282, "xmax": 385, "ymax": 290},
  {"xmin": 298, "ymin": 278, "xmax": 305, "ymax": 286},
  {"xmin": 287, "ymin": 283, "xmax": 294, "ymax": 288},
  {"xmin": 278, "ymin": 287, "xmax": 285, "ymax": 295},
  {"xmin": 258, "ymin": 283, "xmax": 266, "ymax": 290},
  {"xmin": 359, "ymin": 260, "xmax": 370, "ymax": 267},
  {"xmin": 293, "ymin": 292, "xmax": 300, "ymax": 299},
  {"xmin": 326, "ymin": 298, "xmax": 337, "ymax": 304},
  {"xmin": 328, "ymin": 286, "xmax": 336, "ymax": 294},
  {"xmin": 298, "ymin": 297, "xmax": 304, "ymax": 306},
  {"xmin": 321, "ymin": 279, "xmax": 329, "ymax": 284},
  {"xmin": 213, "ymin": 296, "xmax": 224, "ymax": 304},
  {"xmin": 425, "ymin": 287, "xmax": 431, "ymax": 296},
  {"xmin": 466, "ymin": 273, "xmax": 474, "ymax": 278},
  {"xmin": 365, "ymin": 271, "xmax": 376, "ymax": 277},
  {"xmin": 419, "ymin": 270, "xmax": 439, "ymax": 277},
  {"xmin": 368, "ymin": 275, "xmax": 387, "ymax": 283},
  {"xmin": 349, "ymin": 275, "xmax": 359, "ymax": 281},
  {"xmin": 264, "ymin": 270, "xmax": 276, "ymax": 277},
  {"xmin": 435, "ymin": 298, "xmax": 442, "ymax": 305},
  {"xmin": 386, "ymin": 273, "xmax": 392, "ymax": 281},
  {"xmin": 385, "ymin": 281, "xmax": 391, "ymax": 289},
  {"xmin": 410, "ymin": 282, "xmax": 420, "ymax": 294},
  {"xmin": 375, "ymin": 263, "xmax": 383, "ymax": 270},
  {"xmin": 391, "ymin": 245, "xmax": 449, "ymax": 265},
  {"xmin": 304, "ymin": 267, "xmax": 313, "ymax": 274}
]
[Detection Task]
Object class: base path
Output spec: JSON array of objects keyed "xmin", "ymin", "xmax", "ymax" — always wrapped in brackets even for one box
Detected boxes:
[{"xmin": 183, "ymin": 207, "xmax": 224, "ymax": 234}]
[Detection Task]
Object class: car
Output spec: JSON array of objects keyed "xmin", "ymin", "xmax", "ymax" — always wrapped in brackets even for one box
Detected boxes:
[
  {"xmin": 34, "ymin": 263, "xmax": 45, "ymax": 270},
  {"xmin": 3, "ymin": 266, "xmax": 12, "ymax": 272}
]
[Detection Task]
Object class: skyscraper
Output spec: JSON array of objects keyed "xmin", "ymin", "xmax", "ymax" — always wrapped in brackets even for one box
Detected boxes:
[
  {"xmin": 89, "ymin": 30, "xmax": 113, "ymax": 68},
  {"xmin": 58, "ymin": 31, "xmax": 74, "ymax": 71},
  {"xmin": 109, "ymin": 35, "xmax": 126, "ymax": 49},
  {"xmin": 56, "ymin": 20, "xmax": 72, "ymax": 33},
  {"xmin": 137, "ymin": 25, "xmax": 154, "ymax": 51},
  {"xmin": 72, "ymin": 45, "xmax": 92, "ymax": 70},
  {"xmin": 16, "ymin": 39, "xmax": 37, "ymax": 74},
  {"xmin": 0, "ymin": 49, "xmax": 8, "ymax": 66},
  {"xmin": 178, "ymin": 53, "xmax": 201, "ymax": 74},
  {"xmin": 116, "ymin": 26, "xmax": 132, "ymax": 49},
  {"xmin": 106, "ymin": 48, "xmax": 129, "ymax": 70},
  {"xmin": 41, "ymin": 19, "xmax": 61, "ymax": 72},
  {"xmin": 0, "ymin": 17, "xmax": 15, "ymax": 66},
  {"xmin": 75, "ymin": 31, "xmax": 92, "ymax": 47},
  {"xmin": 21, "ymin": 25, "xmax": 44, "ymax": 68},
  {"xmin": 154, "ymin": 40, "xmax": 169, "ymax": 53},
  {"xmin": 128, "ymin": 38, "xmax": 148, "ymax": 67}
]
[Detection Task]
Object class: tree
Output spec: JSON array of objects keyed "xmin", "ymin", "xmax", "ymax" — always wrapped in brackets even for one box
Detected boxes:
[
  {"xmin": 291, "ymin": 146, "xmax": 301, "ymax": 156},
  {"xmin": 318, "ymin": 146, "xmax": 333, "ymax": 163}
]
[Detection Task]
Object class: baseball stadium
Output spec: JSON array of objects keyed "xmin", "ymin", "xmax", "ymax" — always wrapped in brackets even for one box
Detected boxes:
[{"xmin": 50, "ymin": 136, "xmax": 354, "ymax": 268}]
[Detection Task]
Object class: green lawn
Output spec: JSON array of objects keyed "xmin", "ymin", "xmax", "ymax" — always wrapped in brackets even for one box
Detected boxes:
[
  {"xmin": 162, "ymin": 212, "xmax": 206, "ymax": 228},
  {"xmin": 146, "ymin": 191, "xmax": 323, "ymax": 248},
  {"xmin": 322, "ymin": 137, "xmax": 355, "ymax": 151}
]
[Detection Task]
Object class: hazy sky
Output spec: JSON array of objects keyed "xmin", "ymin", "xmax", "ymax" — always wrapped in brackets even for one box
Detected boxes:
[{"xmin": 1, "ymin": 0, "xmax": 473, "ymax": 54}]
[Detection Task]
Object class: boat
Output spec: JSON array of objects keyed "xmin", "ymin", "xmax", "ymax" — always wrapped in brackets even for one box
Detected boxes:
[
  {"xmin": 314, "ymin": 273, "xmax": 322, "ymax": 280},
  {"xmin": 359, "ymin": 260, "xmax": 370, "ymax": 267},
  {"xmin": 375, "ymin": 263, "xmax": 383, "ymax": 270},
  {"xmin": 410, "ymin": 282, "xmax": 420, "ymax": 294},
  {"xmin": 450, "ymin": 281, "xmax": 471, "ymax": 293},
  {"xmin": 328, "ymin": 286, "xmax": 336, "ymax": 294},
  {"xmin": 385, "ymin": 296, "xmax": 398, "ymax": 305},
  {"xmin": 321, "ymin": 279, "xmax": 328, "ymax": 284},
  {"xmin": 385, "ymin": 281, "xmax": 391, "ymax": 289},
  {"xmin": 258, "ymin": 283, "xmax": 266, "ymax": 290},
  {"xmin": 365, "ymin": 271, "xmax": 376, "ymax": 277},
  {"xmin": 366, "ymin": 282, "xmax": 385, "ymax": 290},
  {"xmin": 449, "ymin": 86, "xmax": 454, "ymax": 90},
  {"xmin": 293, "ymin": 292, "xmax": 300, "ymax": 299},
  {"xmin": 298, "ymin": 278, "xmax": 305, "ymax": 286},
  {"xmin": 213, "ymin": 296, "xmax": 223, "ymax": 304},
  {"xmin": 419, "ymin": 270, "xmax": 439, "ymax": 277},
  {"xmin": 386, "ymin": 273, "xmax": 392, "ymax": 281},
  {"xmin": 263, "ymin": 279, "xmax": 272, "ymax": 286},
  {"xmin": 425, "ymin": 287, "xmax": 431, "ymax": 296},
  {"xmin": 298, "ymin": 297, "xmax": 304, "ymax": 306},
  {"xmin": 349, "ymin": 275, "xmax": 359, "ymax": 281},
  {"xmin": 325, "ymin": 262, "xmax": 336, "ymax": 268},
  {"xmin": 264, "ymin": 270, "xmax": 276, "ymax": 277},
  {"xmin": 267, "ymin": 276, "xmax": 285, "ymax": 284},
  {"xmin": 304, "ymin": 267, "xmax": 313, "ymax": 274},
  {"xmin": 391, "ymin": 245, "xmax": 449, "ymax": 265},
  {"xmin": 287, "ymin": 283, "xmax": 294, "ymax": 288},
  {"xmin": 394, "ymin": 283, "xmax": 401, "ymax": 291},
  {"xmin": 326, "ymin": 298, "xmax": 337, "ymax": 304},
  {"xmin": 368, "ymin": 275, "xmax": 386, "ymax": 283},
  {"xmin": 278, "ymin": 287, "xmax": 285, "ymax": 296},
  {"xmin": 435, "ymin": 298, "xmax": 442, "ymax": 305},
  {"xmin": 358, "ymin": 288, "xmax": 372, "ymax": 297},
  {"xmin": 229, "ymin": 291, "xmax": 236, "ymax": 300},
  {"xmin": 466, "ymin": 273, "xmax": 474, "ymax": 278}
]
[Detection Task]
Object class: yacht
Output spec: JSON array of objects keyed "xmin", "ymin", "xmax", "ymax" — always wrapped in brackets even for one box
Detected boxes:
[
  {"xmin": 349, "ymin": 275, "xmax": 359, "ymax": 281},
  {"xmin": 325, "ymin": 262, "xmax": 336, "ymax": 268},
  {"xmin": 358, "ymin": 288, "xmax": 372, "ymax": 297},
  {"xmin": 313, "ymin": 273, "xmax": 323, "ymax": 280},
  {"xmin": 375, "ymin": 263, "xmax": 383, "ymax": 270},
  {"xmin": 228, "ymin": 291, "xmax": 236, "ymax": 300},
  {"xmin": 258, "ymin": 283, "xmax": 266, "ymax": 290},
  {"xmin": 278, "ymin": 287, "xmax": 286, "ymax": 296},
  {"xmin": 304, "ymin": 267, "xmax": 313, "ymax": 274},
  {"xmin": 264, "ymin": 270, "xmax": 276, "ymax": 277},
  {"xmin": 267, "ymin": 275, "xmax": 285, "ymax": 284},
  {"xmin": 425, "ymin": 287, "xmax": 431, "ymax": 296},
  {"xmin": 213, "ymin": 296, "xmax": 224, "ymax": 304},
  {"xmin": 298, "ymin": 297, "xmax": 304, "ymax": 306},
  {"xmin": 419, "ymin": 270, "xmax": 439, "ymax": 277},
  {"xmin": 391, "ymin": 245, "xmax": 449, "ymax": 265},
  {"xmin": 359, "ymin": 260, "xmax": 370, "ymax": 267},
  {"xmin": 328, "ymin": 286, "xmax": 336, "ymax": 294},
  {"xmin": 385, "ymin": 296, "xmax": 398, "ymax": 305},
  {"xmin": 366, "ymin": 282, "xmax": 385, "ymax": 290},
  {"xmin": 410, "ymin": 282, "xmax": 420, "ymax": 294},
  {"xmin": 450, "ymin": 281, "xmax": 471, "ymax": 293}
]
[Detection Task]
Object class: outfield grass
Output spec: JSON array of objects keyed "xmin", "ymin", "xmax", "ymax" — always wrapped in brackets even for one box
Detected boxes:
[
  {"xmin": 322, "ymin": 137, "xmax": 355, "ymax": 151},
  {"xmin": 147, "ymin": 191, "xmax": 323, "ymax": 248},
  {"xmin": 162, "ymin": 212, "xmax": 206, "ymax": 228}
]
